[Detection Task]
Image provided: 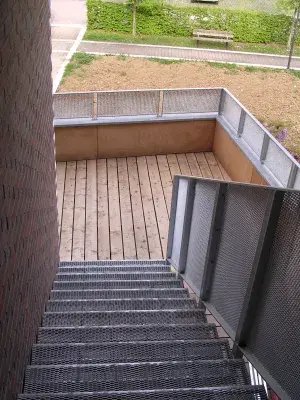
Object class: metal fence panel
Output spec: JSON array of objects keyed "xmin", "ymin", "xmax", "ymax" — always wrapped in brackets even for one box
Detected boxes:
[
  {"xmin": 209, "ymin": 185, "xmax": 271, "ymax": 334},
  {"xmin": 97, "ymin": 91, "xmax": 159, "ymax": 117},
  {"xmin": 246, "ymin": 191, "xmax": 300, "ymax": 400},
  {"xmin": 221, "ymin": 93, "xmax": 241, "ymax": 131},
  {"xmin": 53, "ymin": 93, "xmax": 94, "ymax": 119},
  {"xmin": 242, "ymin": 115, "xmax": 265, "ymax": 157},
  {"xmin": 264, "ymin": 139, "xmax": 293, "ymax": 186},
  {"xmin": 163, "ymin": 89, "xmax": 221, "ymax": 114},
  {"xmin": 170, "ymin": 178, "xmax": 188, "ymax": 269},
  {"xmin": 184, "ymin": 181, "xmax": 217, "ymax": 295}
]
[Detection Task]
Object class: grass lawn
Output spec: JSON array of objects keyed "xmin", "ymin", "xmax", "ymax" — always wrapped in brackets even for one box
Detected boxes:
[{"xmin": 84, "ymin": 30, "xmax": 300, "ymax": 57}]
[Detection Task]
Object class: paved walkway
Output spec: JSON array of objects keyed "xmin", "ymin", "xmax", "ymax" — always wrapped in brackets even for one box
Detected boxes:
[{"xmin": 78, "ymin": 41, "xmax": 300, "ymax": 70}]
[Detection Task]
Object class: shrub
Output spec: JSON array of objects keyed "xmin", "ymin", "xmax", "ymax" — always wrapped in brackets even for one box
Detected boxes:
[{"xmin": 87, "ymin": 0, "xmax": 299, "ymax": 44}]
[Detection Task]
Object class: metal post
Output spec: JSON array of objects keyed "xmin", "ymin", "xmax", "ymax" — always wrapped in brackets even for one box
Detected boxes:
[
  {"xmin": 237, "ymin": 109, "xmax": 246, "ymax": 137},
  {"xmin": 218, "ymin": 89, "xmax": 226, "ymax": 116},
  {"xmin": 234, "ymin": 190, "xmax": 284, "ymax": 348},
  {"xmin": 287, "ymin": 7, "xmax": 300, "ymax": 70},
  {"xmin": 157, "ymin": 90, "xmax": 164, "ymax": 117},
  {"xmin": 287, "ymin": 163, "xmax": 298, "ymax": 188},
  {"xmin": 166, "ymin": 175, "xmax": 180, "ymax": 259},
  {"xmin": 93, "ymin": 92, "xmax": 98, "ymax": 120},
  {"xmin": 260, "ymin": 134, "xmax": 270, "ymax": 164},
  {"xmin": 177, "ymin": 180, "xmax": 196, "ymax": 274},
  {"xmin": 200, "ymin": 182, "xmax": 227, "ymax": 301}
]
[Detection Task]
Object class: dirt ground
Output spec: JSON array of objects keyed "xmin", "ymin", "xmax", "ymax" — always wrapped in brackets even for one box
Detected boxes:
[{"xmin": 59, "ymin": 56, "xmax": 300, "ymax": 154}]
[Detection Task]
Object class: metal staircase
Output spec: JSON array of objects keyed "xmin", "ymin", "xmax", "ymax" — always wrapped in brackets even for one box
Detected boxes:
[{"xmin": 19, "ymin": 260, "xmax": 267, "ymax": 399}]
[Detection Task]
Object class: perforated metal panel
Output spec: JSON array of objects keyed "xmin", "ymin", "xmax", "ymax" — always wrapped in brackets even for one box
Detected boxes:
[
  {"xmin": 221, "ymin": 93, "xmax": 241, "ymax": 131},
  {"xmin": 18, "ymin": 386, "xmax": 268, "ymax": 400},
  {"xmin": 184, "ymin": 181, "xmax": 218, "ymax": 295},
  {"xmin": 38, "ymin": 324, "xmax": 218, "ymax": 343},
  {"xmin": 264, "ymin": 139, "xmax": 293, "ymax": 186},
  {"xmin": 242, "ymin": 115, "xmax": 265, "ymax": 157},
  {"xmin": 171, "ymin": 178, "xmax": 188, "ymax": 268},
  {"xmin": 53, "ymin": 93, "xmax": 94, "ymax": 119},
  {"xmin": 24, "ymin": 360, "xmax": 249, "ymax": 393},
  {"xmin": 209, "ymin": 185, "xmax": 271, "ymax": 333},
  {"xmin": 97, "ymin": 91, "xmax": 159, "ymax": 117},
  {"xmin": 246, "ymin": 192, "xmax": 300, "ymax": 400},
  {"xmin": 163, "ymin": 89, "xmax": 221, "ymax": 114}
]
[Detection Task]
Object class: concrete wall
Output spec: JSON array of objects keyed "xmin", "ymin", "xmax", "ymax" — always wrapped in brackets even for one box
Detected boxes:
[{"xmin": 0, "ymin": 1, "xmax": 59, "ymax": 399}]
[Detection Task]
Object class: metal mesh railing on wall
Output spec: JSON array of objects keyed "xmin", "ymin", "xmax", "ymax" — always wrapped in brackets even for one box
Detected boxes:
[{"xmin": 167, "ymin": 175, "xmax": 300, "ymax": 399}]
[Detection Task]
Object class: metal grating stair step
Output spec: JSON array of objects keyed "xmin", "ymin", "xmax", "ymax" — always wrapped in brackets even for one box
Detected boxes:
[
  {"xmin": 59, "ymin": 260, "xmax": 169, "ymax": 266},
  {"xmin": 24, "ymin": 360, "xmax": 250, "ymax": 393},
  {"xmin": 46, "ymin": 298, "xmax": 197, "ymax": 312},
  {"xmin": 18, "ymin": 385, "xmax": 268, "ymax": 399},
  {"xmin": 50, "ymin": 288, "xmax": 190, "ymax": 300},
  {"xmin": 52, "ymin": 279, "xmax": 183, "ymax": 290},
  {"xmin": 54, "ymin": 272, "xmax": 177, "ymax": 281},
  {"xmin": 38, "ymin": 323, "xmax": 218, "ymax": 343},
  {"xmin": 58, "ymin": 265, "xmax": 172, "ymax": 273},
  {"xmin": 42, "ymin": 309, "xmax": 207, "ymax": 327},
  {"xmin": 31, "ymin": 339, "xmax": 232, "ymax": 365}
]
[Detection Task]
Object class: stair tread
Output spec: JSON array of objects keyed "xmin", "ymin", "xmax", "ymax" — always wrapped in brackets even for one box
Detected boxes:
[
  {"xmin": 31, "ymin": 339, "xmax": 232, "ymax": 364},
  {"xmin": 24, "ymin": 360, "xmax": 250, "ymax": 393},
  {"xmin": 53, "ymin": 279, "xmax": 183, "ymax": 290},
  {"xmin": 60, "ymin": 260, "xmax": 169, "ymax": 266},
  {"xmin": 58, "ymin": 265, "xmax": 172, "ymax": 273},
  {"xmin": 46, "ymin": 298, "xmax": 197, "ymax": 312},
  {"xmin": 55, "ymin": 272, "xmax": 176, "ymax": 281},
  {"xmin": 50, "ymin": 288, "xmax": 189, "ymax": 300},
  {"xmin": 38, "ymin": 323, "xmax": 218, "ymax": 343}
]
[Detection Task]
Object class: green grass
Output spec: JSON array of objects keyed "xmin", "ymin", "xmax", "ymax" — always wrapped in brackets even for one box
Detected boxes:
[
  {"xmin": 62, "ymin": 53, "xmax": 100, "ymax": 81},
  {"xmin": 84, "ymin": 30, "xmax": 300, "ymax": 57},
  {"xmin": 147, "ymin": 57, "xmax": 185, "ymax": 64},
  {"xmin": 116, "ymin": 54, "xmax": 127, "ymax": 61}
]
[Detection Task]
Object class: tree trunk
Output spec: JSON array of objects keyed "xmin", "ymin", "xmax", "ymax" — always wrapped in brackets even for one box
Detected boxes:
[
  {"xmin": 287, "ymin": 7, "xmax": 300, "ymax": 69},
  {"xmin": 132, "ymin": 1, "xmax": 137, "ymax": 37},
  {"xmin": 287, "ymin": 8, "xmax": 298, "ymax": 50}
]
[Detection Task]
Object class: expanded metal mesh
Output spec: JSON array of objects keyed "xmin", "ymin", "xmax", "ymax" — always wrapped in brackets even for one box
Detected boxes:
[
  {"xmin": 58, "ymin": 265, "xmax": 171, "ymax": 273},
  {"xmin": 18, "ymin": 386, "xmax": 268, "ymax": 400},
  {"xmin": 209, "ymin": 185, "xmax": 271, "ymax": 333},
  {"xmin": 31, "ymin": 339, "xmax": 232, "ymax": 365},
  {"xmin": 59, "ymin": 260, "xmax": 169, "ymax": 266},
  {"xmin": 221, "ymin": 93, "xmax": 241, "ymax": 131},
  {"xmin": 53, "ymin": 93, "xmax": 94, "ymax": 119},
  {"xmin": 246, "ymin": 192, "xmax": 300, "ymax": 400},
  {"xmin": 50, "ymin": 288, "xmax": 190, "ymax": 300},
  {"xmin": 24, "ymin": 360, "xmax": 249, "ymax": 393},
  {"xmin": 97, "ymin": 91, "xmax": 159, "ymax": 117},
  {"xmin": 163, "ymin": 89, "xmax": 221, "ymax": 114},
  {"xmin": 242, "ymin": 114, "xmax": 265, "ymax": 157},
  {"xmin": 38, "ymin": 324, "xmax": 218, "ymax": 343},
  {"xmin": 54, "ymin": 272, "xmax": 176, "ymax": 281},
  {"xmin": 46, "ymin": 298, "xmax": 196, "ymax": 312},
  {"xmin": 52, "ymin": 279, "xmax": 183, "ymax": 290},
  {"xmin": 42, "ymin": 309, "xmax": 207, "ymax": 327},
  {"xmin": 171, "ymin": 178, "xmax": 188, "ymax": 268},
  {"xmin": 185, "ymin": 181, "xmax": 217, "ymax": 295},
  {"xmin": 264, "ymin": 139, "xmax": 293, "ymax": 186}
]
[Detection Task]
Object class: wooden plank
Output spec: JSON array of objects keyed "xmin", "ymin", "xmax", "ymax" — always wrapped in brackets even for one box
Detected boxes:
[
  {"xmin": 195, "ymin": 152, "xmax": 213, "ymax": 178},
  {"xmin": 127, "ymin": 157, "xmax": 149, "ymax": 260},
  {"xmin": 205, "ymin": 152, "xmax": 224, "ymax": 180},
  {"xmin": 146, "ymin": 156, "xmax": 169, "ymax": 257},
  {"xmin": 56, "ymin": 162, "xmax": 66, "ymax": 240},
  {"xmin": 117, "ymin": 158, "xmax": 136, "ymax": 259},
  {"xmin": 97, "ymin": 159, "xmax": 110, "ymax": 260},
  {"xmin": 72, "ymin": 160, "xmax": 86, "ymax": 261},
  {"xmin": 60, "ymin": 161, "xmax": 76, "ymax": 260},
  {"xmin": 137, "ymin": 156, "xmax": 162, "ymax": 259},
  {"xmin": 216, "ymin": 157, "xmax": 232, "ymax": 181},
  {"xmin": 156, "ymin": 155, "xmax": 173, "ymax": 216},
  {"xmin": 167, "ymin": 154, "xmax": 181, "ymax": 180},
  {"xmin": 186, "ymin": 153, "xmax": 203, "ymax": 177},
  {"xmin": 176, "ymin": 153, "xmax": 191, "ymax": 176},
  {"xmin": 85, "ymin": 160, "xmax": 98, "ymax": 260},
  {"xmin": 107, "ymin": 158, "xmax": 123, "ymax": 260}
]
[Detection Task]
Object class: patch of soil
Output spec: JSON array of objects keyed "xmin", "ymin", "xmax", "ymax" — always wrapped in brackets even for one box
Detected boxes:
[{"xmin": 59, "ymin": 56, "xmax": 300, "ymax": 153}]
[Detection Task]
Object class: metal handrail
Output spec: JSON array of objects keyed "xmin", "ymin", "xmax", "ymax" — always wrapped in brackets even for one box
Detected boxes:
[{"xmin": 53, "ymin": 88, "xmax": 300, "ymax": 189}]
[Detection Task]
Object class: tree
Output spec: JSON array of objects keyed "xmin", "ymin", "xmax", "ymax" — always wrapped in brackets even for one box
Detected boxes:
[
  {"xmin": 277, "ymin": 0, "xmax": 300, "ymax": 49},
  {"xmin": 126, "ymin": 0, "xmax": 163, "ymax": 37}
]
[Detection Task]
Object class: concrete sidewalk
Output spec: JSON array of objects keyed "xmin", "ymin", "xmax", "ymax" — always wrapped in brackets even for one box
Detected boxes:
[{"xmin": 78, "ymin": 40, "xmax": 300, "ymax": 70}]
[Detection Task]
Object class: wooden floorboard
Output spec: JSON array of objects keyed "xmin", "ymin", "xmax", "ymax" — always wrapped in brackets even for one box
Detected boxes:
[{"xmin": 57, "ymin": 153, "xmax": 226, "ymax": 261}]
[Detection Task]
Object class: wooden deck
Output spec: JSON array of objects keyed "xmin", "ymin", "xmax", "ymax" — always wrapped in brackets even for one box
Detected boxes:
[{"xmin": 56, "ymin": 153, "xmax": 230, "ymax": 261}]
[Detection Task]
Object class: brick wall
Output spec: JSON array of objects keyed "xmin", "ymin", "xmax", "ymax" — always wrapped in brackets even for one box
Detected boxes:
[{"xmin": 0, "ymin": 1, "xmax": 59, "ymax": 399}]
